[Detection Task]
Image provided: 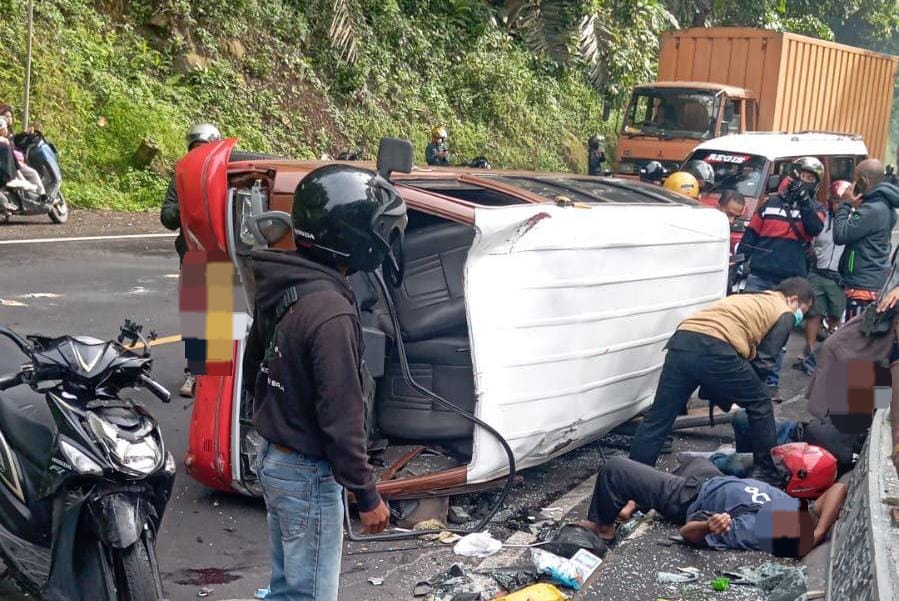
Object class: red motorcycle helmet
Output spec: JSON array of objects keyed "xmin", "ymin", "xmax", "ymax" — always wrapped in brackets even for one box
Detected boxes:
[{"xmin": 771, "ymin": 443, "xmax": 837, "ymax": 499}]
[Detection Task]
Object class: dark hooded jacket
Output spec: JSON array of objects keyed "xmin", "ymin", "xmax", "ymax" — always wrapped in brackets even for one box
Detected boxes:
[
  {"xmin": 833, "ymin": 182, "xmax": 899, "ymax": 291},
  {"xmin": 247, "ymin": 249, "xmax": 381, "ymax": 512}
]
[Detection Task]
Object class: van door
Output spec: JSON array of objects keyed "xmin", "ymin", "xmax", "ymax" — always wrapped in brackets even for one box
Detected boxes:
[{"xmin": 463, "ymin": 203, "xmax": 730, "ymax": 483}]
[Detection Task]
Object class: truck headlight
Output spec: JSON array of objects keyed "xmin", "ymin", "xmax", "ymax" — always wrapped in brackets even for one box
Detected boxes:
[{"xmin": 88, "ymin": 413, "xmax": 163, "ymax": 477}]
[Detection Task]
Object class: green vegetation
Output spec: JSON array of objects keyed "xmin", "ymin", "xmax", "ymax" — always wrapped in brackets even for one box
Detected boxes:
[{"xmin": 0, "ymin": 0, "xmax": 894, "ymax": 210}]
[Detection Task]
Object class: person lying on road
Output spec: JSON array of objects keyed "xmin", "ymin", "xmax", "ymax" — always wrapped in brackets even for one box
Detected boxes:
[{"xmin": 579, "ymin": 453, "xmax": 846, "ymax": 557}]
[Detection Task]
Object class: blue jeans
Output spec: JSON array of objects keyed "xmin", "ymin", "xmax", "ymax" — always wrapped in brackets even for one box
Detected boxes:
[
  {"xmin": 744, "ymin": 273, "xmax": 785, "ymax": 388},
  {"xmin": 731, "ymin": 408, "xmax": 798, "ymax": 453},
  {"xmin": 257, "ymin": 440, "xmax": 345, "ymax": 601}
]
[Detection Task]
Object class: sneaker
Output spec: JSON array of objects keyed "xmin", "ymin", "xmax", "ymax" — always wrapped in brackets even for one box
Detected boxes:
[{"xmin": 179, "ymin": 373, "xmax": 196, "ymax": 398}]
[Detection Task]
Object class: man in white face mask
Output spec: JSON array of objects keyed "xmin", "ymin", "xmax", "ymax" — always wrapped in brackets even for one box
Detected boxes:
[{"xmin": 629, "ymin": 277, "xmax": 815, "ymax": 485}]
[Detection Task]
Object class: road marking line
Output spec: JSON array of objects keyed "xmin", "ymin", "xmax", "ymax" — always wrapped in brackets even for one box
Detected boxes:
[
  {"xmin": 125, "ymin": 334, "xmax": 182, "ymax": 350},
  {"xmin": 0, "ymin": 233, "xmax": 177, "ymax": 245}
]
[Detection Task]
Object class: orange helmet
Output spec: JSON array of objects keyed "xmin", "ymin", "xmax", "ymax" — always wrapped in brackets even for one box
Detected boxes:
[
  {"xmin": 431, "ymin": 126, "xmax": 447, "ymax": 142},
  {"xmin": 771, "ymin": 443, "xmax": 837, "ymax": 499},
  {"xmin": 662, "ymin": 171, "xmax": 700, "ymax": 200}
]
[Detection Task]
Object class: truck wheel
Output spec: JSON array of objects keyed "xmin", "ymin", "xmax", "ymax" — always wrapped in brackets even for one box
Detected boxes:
[
  {"xmin": 113, "ymin": 540, "xmax": 161, "ymax": 601},
  {"xmin": 49, "ymin": 193, "xmax": 68, "ymax": 224}
]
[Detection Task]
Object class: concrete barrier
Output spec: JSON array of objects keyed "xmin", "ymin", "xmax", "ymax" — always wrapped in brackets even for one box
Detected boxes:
[{"xmin": 827, "ymin": 409, "xmax": 899, "ymax": 600}]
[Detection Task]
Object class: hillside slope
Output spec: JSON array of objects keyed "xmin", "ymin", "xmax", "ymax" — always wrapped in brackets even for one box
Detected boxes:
[{"xmin": 0, "ymin": 0, "xmax": 610, "ymax": 210}]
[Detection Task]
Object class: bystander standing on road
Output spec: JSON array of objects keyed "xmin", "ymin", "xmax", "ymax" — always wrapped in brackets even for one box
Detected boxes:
[
  {"xmin": 628, "ymin": 277, "xmax": 814, "ymax": 484},
  {"xmin": 246, "ymin": 165, "xmax": 402, "ymax": 600},
  {"xmin": 834, "ymin": 158, "xmax": 899, "ymax": 320},
  {"xmin": 161, "ymin": 123, "xmax": 223, "ymax": 397},
  {"xmin": 739, "ymin": 157, "xmax": 825, "ymax": 397},
  {"xmin": 795, "ymin": 180, "xmax": 850, "ymax": 374},
  {"xmin": 587, "ymin": 135, "xmax": 606, "ymax": 175}
]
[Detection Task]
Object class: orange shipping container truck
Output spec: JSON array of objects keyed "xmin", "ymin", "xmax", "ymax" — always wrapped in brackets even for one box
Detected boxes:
[{"xmin": 615, "ymin": 27, "xmax": 898, "ymax": 176}]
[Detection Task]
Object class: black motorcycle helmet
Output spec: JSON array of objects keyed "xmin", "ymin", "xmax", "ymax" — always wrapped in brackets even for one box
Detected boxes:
[
  {"xmin": 640, "ymin": 161, "xmax": 666, "ymax": 184},
  {"xmin": 291, "ymin": 164, "xmax": 408, "ymax": 283},
  {"xmin": 683, "ymin": 160, "xmax": 715, "ymax": 191},
  {"xmin": 468, "ymin": 156, "xmax": 491, "ymax": 169}
]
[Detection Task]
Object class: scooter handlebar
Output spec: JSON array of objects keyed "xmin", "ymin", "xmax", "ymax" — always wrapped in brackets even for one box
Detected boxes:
[
  {"xmin": 0, "ymin": 372, "xmax": 22, "ymax": 391},
  {"xmin": 138, "ymin": 374, "xmax": 171, "ymax": 403}
]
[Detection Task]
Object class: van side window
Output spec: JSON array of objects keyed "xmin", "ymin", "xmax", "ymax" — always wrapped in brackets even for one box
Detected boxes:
[{"xmin": 830, "ymin": 157, "xmax": 855, "ymax": 183}]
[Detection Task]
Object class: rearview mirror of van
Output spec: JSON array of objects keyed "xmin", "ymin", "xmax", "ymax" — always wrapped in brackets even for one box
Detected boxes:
[{"xmin": 377, "ymin": 137, "xmax": 414, "ymax": 180}]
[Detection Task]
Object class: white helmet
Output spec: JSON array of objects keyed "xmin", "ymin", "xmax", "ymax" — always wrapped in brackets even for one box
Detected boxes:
[{"xmin": 186, "ymin": 123, "xmax": 222, "ymax": 149}]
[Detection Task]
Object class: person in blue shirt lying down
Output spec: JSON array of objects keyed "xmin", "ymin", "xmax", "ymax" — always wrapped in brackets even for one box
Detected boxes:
[{"xmin": 578, "ymin": 455, "xmax": 847, "ymax": 557}]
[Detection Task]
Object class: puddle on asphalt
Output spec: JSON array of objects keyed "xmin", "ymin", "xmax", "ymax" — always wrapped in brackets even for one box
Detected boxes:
[{"xmin": 173, "ymin": 567, "xmax": 243, "ymax": 586}]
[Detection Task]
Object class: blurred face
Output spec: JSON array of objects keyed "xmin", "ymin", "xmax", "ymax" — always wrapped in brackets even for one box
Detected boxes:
[
  {"xmin": 3, "ymin": 111, "xmax": 12, "ymax": 126},
  {"xmin": 720, "ymin": 200, "xmax": 744, "ymax": 225}
]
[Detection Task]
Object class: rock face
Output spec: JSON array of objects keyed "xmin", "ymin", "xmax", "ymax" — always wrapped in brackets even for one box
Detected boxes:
[
  {"xmin": 173, "ymin": 51, "xmax": 208, "ymax": 74},
  {"xmin": 225, "ymin": 39, "xmax": 246, "ymax": 60}
]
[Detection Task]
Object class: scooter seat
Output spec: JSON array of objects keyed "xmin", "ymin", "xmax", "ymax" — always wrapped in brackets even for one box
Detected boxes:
[{"xmin": 0, "ymin": 385, "xmax": 56, "ymax": 468}]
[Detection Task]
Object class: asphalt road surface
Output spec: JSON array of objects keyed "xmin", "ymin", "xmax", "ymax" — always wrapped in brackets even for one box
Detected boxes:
[{"xmin": 0, "ymin": 211, "xmax": 828, "ymax": 600}]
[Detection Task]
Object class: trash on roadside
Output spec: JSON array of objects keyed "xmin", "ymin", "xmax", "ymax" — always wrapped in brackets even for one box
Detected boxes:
[
  {"xmin": 711, "ymin": 577, "xmax": 730, "ymax": 591},
  {"xmin": 453, "ymin": 531, "xmax": 503, "ymax": 558},
  {"xmin": 424, "ymin": 563, "xmax": 486, "ymax": 600},
  {"xmin": 414, "ymin": 518, "xmax": 448, "ymax": 532},
  {"xmin": 368, "ymin": 576, "xmax": 385, "ymax": 586},
  {"xmin": 449, "ymin": 505, "xmax": 472, "ymax": 524},
  {"xmin": 721, "ymin": 563, "xmax": 807, "ymax": 599},
  {"xmin": 0, "ymin": 299, "xmax": 27, "ymax": 307},
  {"xmin": 197, "ymin": 587, "xmax": 214, "ymax": 598},
  {"xmin": 656, "ymin": 567, "xmax": 700, "ymax": 584},
  {"xmin": 500, "ymin": 583, "xmax": 567, "ymax": 601},
  {"xmin": 254, "ymin": 588, "xmax": 270, "ymax": 599},
  {"xmin": 482, "ymin": 569, "xmax": 539, "ymax": 592},
  {"xmin": 531, "ymin": 547, "xmax": 602, "ymax": 590},
  {"xmin": 413, "ymin": 581, "xmax": 432, "ymax": 597},
  {"xmin": 540, "ymin": 524, "xmax": 608, "ymax": 559}
]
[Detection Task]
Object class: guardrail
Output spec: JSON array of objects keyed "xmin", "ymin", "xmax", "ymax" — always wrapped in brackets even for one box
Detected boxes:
[{"xmin": 827, "ymin": 408, "xmax": 898, "ymax": 601}]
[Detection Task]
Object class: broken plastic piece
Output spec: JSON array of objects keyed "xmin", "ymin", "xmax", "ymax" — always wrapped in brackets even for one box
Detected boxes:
[
  {"xmin": 254, "ymin": 588, "xmax": 270, "ymax": 599},
  {"xmin": 500, "ymin": 583, "xmax": 567, "ymax": 601},
  {"xmin": 368, "ymin": 577, "xmax": 385, "ymax": 586},
  {"xmin": 656, "ymin": 567, "xmax": 700, "ymax": 584},
  {"xmin": 453, "ymin": 531, "xmax": 502, "ymax": 558}
]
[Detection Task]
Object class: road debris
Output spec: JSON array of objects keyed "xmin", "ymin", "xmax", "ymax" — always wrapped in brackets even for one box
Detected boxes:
[
  {"xmin": 501, "ymin": 583, "xmax": 567, "ymax": 600},
  {"xmin": 720, "ymin": 563, "xmax": 807, "ymax": 598},
  {"xmin": 657, "ymin": 567, "xmax": 701, "ymax": 584},
  {"xmin": 531, "ymin": 547, "xmax": 602, "ymax": 590},
  {"xmin": 21, "ymin": 292, "xmax": 60, "ymax": 298},
  {"xmin": 540, "ymin": 524, "xmax": 608, "ymax": 559},
  {"xmin": 423, "ymin": 563, "xmax": 486, "ymax": 600},
  {"xmin": 367, "ymin": 576, "xmax": 384, "ymax": 586},
  {"xmin": 453, "ymin": 531, "xmax": 502, "ymax": 558},
  {"xmin": 710, "ymin": 577, "xmax": 730, "ymax": 591},
  {"xmin": 197, "ymin": 587, "xmax": 213, "ymax": 598},
  {"xmin": 413, "ymin": 518, "xmax": 447, "ymax": 532},
  {"xmin": 254, "ymin": 588, "xmax": 270, "ymax": 599},
  {"xmin": 421, "ymin": 529, "xmax": 462, "ymax": 544},
  {"xmin": 449, "ymin": 505, "xmax": 472, "ymax": 524},
  {"xmin": 481, "ymin": 569, "xmax": 539, "ymax": 592},
  {"xmin": 0, "ymin": 299, "xmax": 27, "ymax": 307}
]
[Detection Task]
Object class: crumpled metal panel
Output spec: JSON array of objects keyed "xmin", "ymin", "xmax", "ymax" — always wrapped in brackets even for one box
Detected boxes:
[{"xmin": 465, "ymin": 203, "xmax": 730, "ymax": 482}]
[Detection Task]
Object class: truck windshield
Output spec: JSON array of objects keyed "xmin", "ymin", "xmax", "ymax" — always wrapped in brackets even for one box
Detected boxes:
[
  {"xmin": 623, "ymin": 88, "xmax": 720, "ymax": 140},
  {"xmin": 685, "ymin": 150, "xmax": 768, "ymax": 197}
]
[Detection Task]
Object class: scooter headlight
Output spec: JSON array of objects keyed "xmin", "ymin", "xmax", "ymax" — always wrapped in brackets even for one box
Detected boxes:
[
  {"xmin": 59, "ymin": 439, "xmax": 104, "ymax": 476},
  {"xmin": 87, "ymin": 413, "xmax": 163, "ymax": 477}
]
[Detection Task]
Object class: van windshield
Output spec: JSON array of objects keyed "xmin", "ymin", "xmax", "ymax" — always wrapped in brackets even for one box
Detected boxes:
[
  {"xmin": 623, "ymin": 88, "xmax": 721, "ymax": 140},
  {"xmin": 685, "ymin": 150, "xmax": 768, "ymax": 197}
]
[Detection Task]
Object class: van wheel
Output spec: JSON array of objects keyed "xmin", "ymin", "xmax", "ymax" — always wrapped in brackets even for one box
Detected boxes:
[{"xmin": 49, "ymin": 193, "xmax": 68, "ymax": 224}]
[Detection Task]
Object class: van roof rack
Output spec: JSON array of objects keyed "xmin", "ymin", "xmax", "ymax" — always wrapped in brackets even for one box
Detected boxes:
[{"xmin": 794, "ymin": 130, "xmax": 864, "ymax": 140}]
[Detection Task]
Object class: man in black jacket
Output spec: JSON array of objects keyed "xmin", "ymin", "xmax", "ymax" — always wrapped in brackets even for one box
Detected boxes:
[
  {"xmin": 248, "ymin": 164, "xmax": 406, "ymax": 601},
  {"xmin": 740, "ymin": 157, "xmax": 826, "ymax": 395},
  {"xmin": 834, "ymin": 158, "xmax": 899, "ymax": 320}
]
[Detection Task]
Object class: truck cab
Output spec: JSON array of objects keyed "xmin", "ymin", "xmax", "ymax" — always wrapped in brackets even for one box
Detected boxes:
[{"xmin": 616, "ymin": 82, "xmax": 757, "ymax": 176}]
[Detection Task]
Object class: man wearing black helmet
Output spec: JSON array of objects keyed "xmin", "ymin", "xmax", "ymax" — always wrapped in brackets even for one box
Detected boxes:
[
  {"xmin": 739, "ymin": 157, "xmax": 826, "ymax": 396},
  {"xmin": 247, "ymin": 165, "xmax": 406, "ymax": 600},
  {"xmin": 640, "ymin": 160, "xmax": 667, "ymax": 185},
  {"xmin": 588, "ymin": 135, "xmax": 606, "ymax": 176}
]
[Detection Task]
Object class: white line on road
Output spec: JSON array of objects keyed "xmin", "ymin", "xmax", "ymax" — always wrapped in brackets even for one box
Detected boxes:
[{"xmin": 0, "ymin": 233, "xmax": 177, "ymax": 245}]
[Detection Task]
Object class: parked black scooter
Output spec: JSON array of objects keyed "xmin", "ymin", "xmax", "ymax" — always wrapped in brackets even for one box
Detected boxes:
[
  {"xmin": 0, "ymin": 320, "xmax": 173, "ymax": 600},
  {"xmin": 0, "ymin": 130, "xmax": 67, "ymax": 224}
]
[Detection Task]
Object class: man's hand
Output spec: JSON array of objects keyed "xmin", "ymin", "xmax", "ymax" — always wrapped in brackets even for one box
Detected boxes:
[
  {"xmin": 359, "ymin": 499, "xmax": 390, "ymax": 534},
  {"xmin": 707, "ymin": 513, "xmax": 732, "ymax": 535},
  {"xmin": 878, "ymin": 287, "xmax": 899, "ymax": 312}
]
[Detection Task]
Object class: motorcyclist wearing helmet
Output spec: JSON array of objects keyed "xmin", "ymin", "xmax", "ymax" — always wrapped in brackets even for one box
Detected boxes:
[
  {"xmin": 740, "ymin": 156, "xmax": 825, "ymax": 397},
  {"xmin": 248, "ymin": 164, "xmax": 405, "ymax": 600},
  {"xmin": 578, "ymin": 450, "xmax": 846, "ymax": 557},
  {"xmin": 833, "ymin": 158, "xmax": 899, "ymax": 320},
  {"xmin": 587, "ymin": 135, "xmax": 605, "ymax": 176},
  {"xmin": 639, "ymin": 160, "xmax": 666, "ymax": 185},
  {"xmin": 426, "ymin": 126, "xmax": 450, "ymax": 166},
  {"xmin": 662, "ymin": 171, "xmax": 700, "ymax": 200}
]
